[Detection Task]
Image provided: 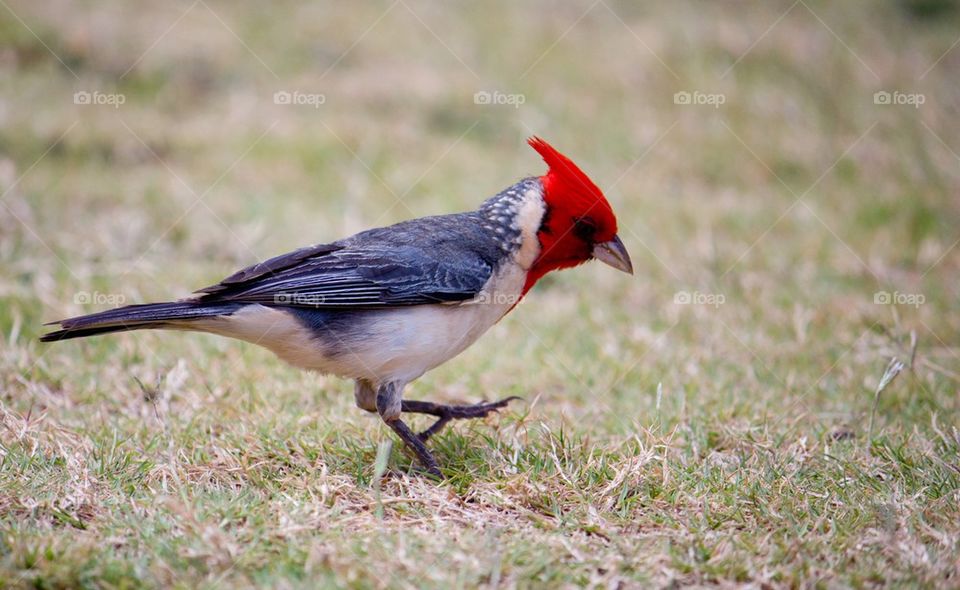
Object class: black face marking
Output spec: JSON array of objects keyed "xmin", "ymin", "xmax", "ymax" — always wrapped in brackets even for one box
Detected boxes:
[{"xmin": 573, "ymin": 216, "xmax": 598, "ymax": 242}]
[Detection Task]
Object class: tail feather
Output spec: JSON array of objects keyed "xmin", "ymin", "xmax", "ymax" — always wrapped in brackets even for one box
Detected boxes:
[{"xmin": 40, "ymin": 301, "xmax": 243, "ymax": 342}]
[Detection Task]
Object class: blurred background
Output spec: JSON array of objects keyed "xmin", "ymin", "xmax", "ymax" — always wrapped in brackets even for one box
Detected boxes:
[
  {"xmin": 2, "ymin": 0, "xmax": 960, "ymax": 585},
  {"xmin": 3, "ymin": 0, "xmax": 956, "ymax": 423}
]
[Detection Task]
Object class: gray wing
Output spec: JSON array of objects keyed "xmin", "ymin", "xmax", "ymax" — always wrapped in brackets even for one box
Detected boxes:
[{"xmin": 194, "ymin": 213, "xmax": 499, "ymax": 308}]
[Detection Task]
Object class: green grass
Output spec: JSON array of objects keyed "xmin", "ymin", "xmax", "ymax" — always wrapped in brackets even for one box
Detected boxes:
[{"xmin": 2, "ymin": 0, "xmax": 960, "ymax": 587}]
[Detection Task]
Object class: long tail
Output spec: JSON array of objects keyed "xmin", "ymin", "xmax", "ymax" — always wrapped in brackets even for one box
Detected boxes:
[{"xmin": 40, "ymin": 301, "xmax": 244, "ymax": 342}]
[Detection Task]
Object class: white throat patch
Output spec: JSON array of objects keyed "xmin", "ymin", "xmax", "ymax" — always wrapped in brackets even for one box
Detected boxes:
[{"xmin": 513, "ymin": 187, "xmax": 546, "ymax": 269}]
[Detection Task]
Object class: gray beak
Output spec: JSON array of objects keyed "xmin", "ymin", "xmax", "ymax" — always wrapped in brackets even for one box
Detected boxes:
[{"xmin": 592, "ymin": 234, "xmax": 633, "ymax": 275}]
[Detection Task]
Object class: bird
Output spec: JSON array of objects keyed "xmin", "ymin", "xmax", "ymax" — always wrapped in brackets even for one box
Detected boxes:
[{"xmin": 41, "ymin": 137, "xmax": 633, "ymax": 478}]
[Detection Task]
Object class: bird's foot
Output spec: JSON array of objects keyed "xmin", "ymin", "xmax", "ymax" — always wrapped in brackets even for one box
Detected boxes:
[
  {"xmin": 383, "ymin": 418, "xmax": 443, "ymax": 479},
  {"xmin": 401, "ymin": 396, "xmax": 522, "ymax": 441}
]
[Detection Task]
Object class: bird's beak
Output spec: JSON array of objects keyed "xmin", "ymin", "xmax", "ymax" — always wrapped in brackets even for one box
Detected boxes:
[{"xmin": 592, "ymin": 234, "xmax": 633, "ymax": 275}]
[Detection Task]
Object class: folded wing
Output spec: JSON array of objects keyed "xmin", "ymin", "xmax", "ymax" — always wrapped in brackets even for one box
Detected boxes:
[{"xmin": 194, "ymin": 214, "xmax": 496, "ymax": 308}]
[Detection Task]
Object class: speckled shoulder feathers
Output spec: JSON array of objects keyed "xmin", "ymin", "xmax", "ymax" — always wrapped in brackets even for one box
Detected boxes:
[{"xmin": 478, "ymin": 177, "xmax": 543, "ymax": 256}]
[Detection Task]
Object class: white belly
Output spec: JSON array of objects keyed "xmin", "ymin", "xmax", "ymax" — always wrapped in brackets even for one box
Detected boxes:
[
  {"xmin": 193, "ymin": 261, "xmax": 527, "ymax": 384},
  {"xmin": 328, "ymin": 297, "xmax": 513, "ymax": 382}
]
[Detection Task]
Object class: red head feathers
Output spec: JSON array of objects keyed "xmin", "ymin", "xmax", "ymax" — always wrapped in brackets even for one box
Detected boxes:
[
  {"xmin": 528, "ymin": 136, "xmax": 617, "ymax": 240},
  {"xmin": 523, "ymin": 137, "xmax": 629, "ymax": 293}
]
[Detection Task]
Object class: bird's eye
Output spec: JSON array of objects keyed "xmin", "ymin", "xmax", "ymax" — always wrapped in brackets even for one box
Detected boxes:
[{"xmin": 573, "ymin": 216, "xmax": 598, "ymax": 241}]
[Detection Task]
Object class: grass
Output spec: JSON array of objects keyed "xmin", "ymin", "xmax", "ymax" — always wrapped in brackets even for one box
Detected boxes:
[{"xmin": 2, "ymin": 0, "xmax": 960, "ymax": 587}]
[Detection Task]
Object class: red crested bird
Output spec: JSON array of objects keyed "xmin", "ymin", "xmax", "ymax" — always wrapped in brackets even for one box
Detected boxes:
[{"xmin": 41, "ymin": 137, "xmax": 633, "ymax": 477}]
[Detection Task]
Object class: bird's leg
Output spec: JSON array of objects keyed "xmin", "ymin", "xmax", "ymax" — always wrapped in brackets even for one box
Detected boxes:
[
  {"xmin": 353, "ymin": 379, "xmax": 378, "ymax": 413},
  {"xmin": 401, "ymin": 396, "xmax": 521, "ymax": 441},
  {"xmin": 376, "ymin": 382, "xmax": 442, "ymax": 478}
]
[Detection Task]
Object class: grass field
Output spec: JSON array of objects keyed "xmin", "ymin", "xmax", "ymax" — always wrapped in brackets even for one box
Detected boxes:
[{"xmin": 2, "ymin": 0, "xmax": 960, "ymax": 587}]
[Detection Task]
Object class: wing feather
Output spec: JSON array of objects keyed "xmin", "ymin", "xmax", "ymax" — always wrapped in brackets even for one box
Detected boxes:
[{"xmin": 194, "ymin": 213, "xmax": 499, "ymax": 308}]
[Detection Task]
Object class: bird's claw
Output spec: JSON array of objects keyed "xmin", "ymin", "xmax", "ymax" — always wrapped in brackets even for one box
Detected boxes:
[{"xmin": 404, "ymin": 396, "xmax": 522, "ymax": 442}]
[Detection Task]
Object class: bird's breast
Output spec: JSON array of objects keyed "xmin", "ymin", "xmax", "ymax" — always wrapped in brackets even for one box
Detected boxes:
[{"xmin": 316, "ymin": 259, "xmax": 530, "ymax": 382}]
